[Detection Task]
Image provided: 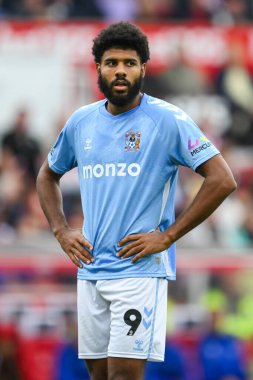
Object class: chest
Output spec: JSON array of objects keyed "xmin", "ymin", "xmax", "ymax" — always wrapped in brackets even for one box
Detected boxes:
[{"xmin": 75, "ymin": 114, "xmax": 162, "ymax": 165}]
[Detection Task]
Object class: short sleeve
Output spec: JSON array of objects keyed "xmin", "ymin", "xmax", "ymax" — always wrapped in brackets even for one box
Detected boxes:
[
  {"xmin": 168, "ymin": 110, "xmax": 220, "ymax": 171},
  {"xmin": 48, "ymin": 117, "xmax": 77, "ymax": 174}
]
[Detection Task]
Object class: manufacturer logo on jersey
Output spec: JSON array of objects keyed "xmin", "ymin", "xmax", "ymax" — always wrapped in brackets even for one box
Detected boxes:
[
  {"xmin": 84, "ymin": 138, "xmax": 92, "ymax": 150},
  {"xmin": 125, "ymin": 131, "xmax": 141, "ymax": 152},
  {"xmin": 188, "ymin": 136, "xmax": 212, "ymax": 156},
  {"xmin": 83, "ymin": 162, "xmax": 141, "ymax": 179},
  {"xmin": 133, "ymin": 340, "xmax": 144, "ymax": 352}
]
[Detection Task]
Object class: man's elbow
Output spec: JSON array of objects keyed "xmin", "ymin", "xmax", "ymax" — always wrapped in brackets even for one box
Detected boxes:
[
  {"xmin": 36, "ymin": 163, "xmax": 54, "ymax": 192},
  {"xmin": 36, "ymin": 167, "xmax": 45, "ymax": 193},
  {"xmin": 221, "ymin": 174, "xmax": 237, "ymax": 196}
]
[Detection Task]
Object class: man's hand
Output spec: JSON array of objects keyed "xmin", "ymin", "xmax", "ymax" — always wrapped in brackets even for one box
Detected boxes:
[
  {"xmin": 117, "ymin": 231, "xmax": 171, "ymax": 263},
  {"xmin": 55, "ymin": 227, "xmax": 93, "ymax": 268}
]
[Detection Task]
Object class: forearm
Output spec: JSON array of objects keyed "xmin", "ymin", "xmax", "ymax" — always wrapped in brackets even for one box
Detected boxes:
[
  {"xmin": 36, "ymin": 161, "xmax": 68, "ymax": 237},
  {"xmin": 165, "ymin": 173, "xmax": 236, "ymax": 244},
  {"xmin": 37, "ymin": 160, "xmax": 93, "ymax": 267}
]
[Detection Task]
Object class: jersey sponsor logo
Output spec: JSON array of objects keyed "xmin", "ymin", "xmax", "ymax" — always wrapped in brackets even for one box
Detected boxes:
[
  {"xmin": 188, "ymin": 136, "xmax": 212, "ymax": 156},
  {"xmin": 83, "ymin": 162, "xmax": 141, "ymax": 179},
  {"xmin": 125, "ymin": 131, "xmax": 141, "ymax": 152},
  {"xmin": 190, "ymin": 142, "xmax": 212, "ymax": 156},
  {"xmin": 188, "ymin": 136, "xmax": 209, "ymax": 150}
]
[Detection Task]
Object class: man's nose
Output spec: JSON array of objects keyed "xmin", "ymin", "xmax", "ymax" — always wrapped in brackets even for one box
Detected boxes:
[{"xmin": 115, "ymin": 63, "xmax": 127, "ymax": 77}]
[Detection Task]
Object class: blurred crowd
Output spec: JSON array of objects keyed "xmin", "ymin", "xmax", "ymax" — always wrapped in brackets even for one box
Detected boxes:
[
  {"xmin": 0, "ymin": 0, "xmax": 252, "ymax": 24},
  {"xmin": 0, "ymin": 109, "xmax": 48, "ymax": 243}
]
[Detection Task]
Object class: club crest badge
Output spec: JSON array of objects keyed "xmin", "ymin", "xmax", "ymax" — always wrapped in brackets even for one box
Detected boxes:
[{"xmin": 125, "ymin": 131, "xmax": 141, "ymax": 152}]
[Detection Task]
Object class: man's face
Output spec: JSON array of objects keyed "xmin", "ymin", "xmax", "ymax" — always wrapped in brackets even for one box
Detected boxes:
[{"xmin": 97, "ymin": 48, "xmax": 146, "ymax": 107}]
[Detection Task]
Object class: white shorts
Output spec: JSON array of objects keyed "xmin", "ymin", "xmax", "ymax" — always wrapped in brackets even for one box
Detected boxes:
[{"xmin": 77, "ymin": 277, "xmax": 168, "ymax": 362}]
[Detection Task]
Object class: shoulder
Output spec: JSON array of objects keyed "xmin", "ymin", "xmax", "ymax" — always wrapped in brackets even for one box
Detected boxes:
[
  {"xmin": 67, "ymin": 99, "xmax": 106, "ymax": 128},
  {"xmin": 141, "ymin": 94, "xmax": 189, "ymax": 125},
  {"xmin": 141, "ymin": 94, "xmax": 194, "ymax": 140}
]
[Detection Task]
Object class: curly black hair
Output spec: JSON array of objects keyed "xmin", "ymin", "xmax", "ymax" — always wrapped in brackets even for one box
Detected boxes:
[{"xmin": 92, "ymin": 22, "xmax": 150, "ymax": 64}]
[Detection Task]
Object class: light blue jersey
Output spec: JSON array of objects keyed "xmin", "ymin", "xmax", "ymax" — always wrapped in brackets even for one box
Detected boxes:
[{"xmin": 48, "ymin": 94, "xmax": 219, "ymax": 280}]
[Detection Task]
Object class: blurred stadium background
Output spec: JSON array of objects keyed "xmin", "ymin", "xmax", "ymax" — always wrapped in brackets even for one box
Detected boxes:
[{"xmin": 0, "ymin": 0, "xmax": 253, "ymax": 379}]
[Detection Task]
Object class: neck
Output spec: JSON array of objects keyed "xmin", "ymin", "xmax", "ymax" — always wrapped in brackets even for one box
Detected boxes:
[{"xmin": 107, "ymin": 93, "xmax": 143, "ymax": 115}]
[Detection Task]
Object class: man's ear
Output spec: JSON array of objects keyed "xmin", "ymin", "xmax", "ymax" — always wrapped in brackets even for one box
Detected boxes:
[
  {"xmin": 141, "ymin": 63, "xmax": 146, "ymax": 78},
  {"xmin": 96, "ymin": 63, "xmax": 101, "ymax": 74}
]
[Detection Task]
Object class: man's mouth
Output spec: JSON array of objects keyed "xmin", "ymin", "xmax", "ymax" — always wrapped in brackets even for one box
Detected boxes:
[{"xmin": 113, "ymin": 80, "xmax": 129, "ymax": 91}]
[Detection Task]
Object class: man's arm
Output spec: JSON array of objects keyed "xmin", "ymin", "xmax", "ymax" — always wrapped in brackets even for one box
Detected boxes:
[
  {"xmin": 117, "ymin": 154, "xmax": 237, "ymax": 262},
  {"xmin": 36, "ymin": 160, "xmax": 93, "ymax": 267}
]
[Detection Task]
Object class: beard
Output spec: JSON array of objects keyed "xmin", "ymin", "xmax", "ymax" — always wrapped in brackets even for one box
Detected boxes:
[{"xmin": 97, "ymin": 71, "xmax": 143, "ymax": 107}]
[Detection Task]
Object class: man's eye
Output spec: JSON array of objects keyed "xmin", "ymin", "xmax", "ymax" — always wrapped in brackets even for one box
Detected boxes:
[{"xmin": 106, "ymin": 61, "xmax": 115, "ymax": 66}]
